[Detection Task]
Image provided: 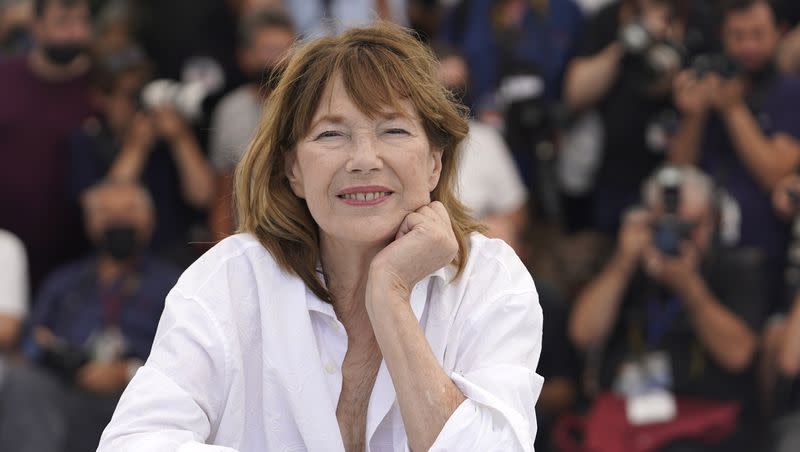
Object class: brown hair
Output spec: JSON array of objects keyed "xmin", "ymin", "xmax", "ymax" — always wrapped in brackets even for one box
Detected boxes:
[{"xmin": 234, "ymin": 22, "xmax": 484, "ymax": 304}]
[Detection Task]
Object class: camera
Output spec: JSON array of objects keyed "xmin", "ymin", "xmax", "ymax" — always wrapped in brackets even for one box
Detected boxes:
[
  {"xmin": 689, "ymin": 53, "xmax": 741, "ymax": 79},
  {"xmin": 651, "ymin": 167, "xmax": 695, "ymax": 256},
  {"xmin": 140, "ymin": 79, "xmax": 211, "ymax": 122},
  {"xmin": 619, "ymin": 21, "xmax": 685, "ymax": 88}
]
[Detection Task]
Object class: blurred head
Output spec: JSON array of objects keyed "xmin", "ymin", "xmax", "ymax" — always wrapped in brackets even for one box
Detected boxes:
[
  {"xmin": 32, "ymin": 0, "xmax": 91, "ymax": 65},
  {"xmin": 82, "ymin": 181, "xmax": 155, "ymax": 262},
  {"xmin": 721, "ymin": 0, "xmax": 781, "ymax": 74},
  {"xmin": 623, "ymin": 0, "xmax": 689, "ymax": 39},
  {"xmin": 642, "ymin": 165, "xmax": 716, "ymax": 251},
  {"xmin": 89, "ymin": 45, "xmax": 152, "ymax": 132},
  {"xmin": 234, "ymin": 22, "xmax": 481, "ymax": 303},
  {"xmin": 237, "ymin": 8, "xmax": 295, "ymax": 89},
  {"xmin": 433, "ymin": 44, "xmax": 469, "ymax": 103}
]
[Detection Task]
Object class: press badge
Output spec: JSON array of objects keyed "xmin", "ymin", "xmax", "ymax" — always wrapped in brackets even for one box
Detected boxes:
[
  {"xmin": 615, "ymin": 352, "xmax": 677, "ymax": 425},
  {"xmin": 86, "ymin": 326, "xmax": 127, "ymax": 363}
]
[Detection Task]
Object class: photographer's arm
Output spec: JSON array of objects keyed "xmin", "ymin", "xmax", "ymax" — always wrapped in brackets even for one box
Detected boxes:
[
  {"xmin": 570, "ymin": 210, "xmax": 649, "ymax": 350},
  {"xmin": 569, "ymin": 251, "xmax": 637, "ymax": 350},
  {"xmin": 722, "ymin": 103, "xmax": 800, "ymax": 191},
  {"xmin": 679, "ymin": 273, "xmax": 757, "ymax": 372},
  {"xmin": 563, "ymin": 42, "xmax": 625, "ymax": 112},
  {"xmin": 778, "ymin": 293, "xmax": 800, "ymax": 377},
  {"xmin": 169, "ymin": 131, "xmax": 216, "ymax": 209},
  {"xmin": 669, "ymin": 72, "xmax": 712, "ymax": 165}
]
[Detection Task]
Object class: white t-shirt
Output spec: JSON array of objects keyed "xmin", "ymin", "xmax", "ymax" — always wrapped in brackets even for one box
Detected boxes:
[
  {"xmin": 0, "ymin": 230, "xmax": 28, "ymax": 319},
  {"xmin": 209, "ymin": 85, "xmax": 263, "ymax": 171},
  {"xmin": 99, "ymin": 233, "xmax": 543, "ymax": 452},
  {"xmin": 457, "ymin": 121, "xmax": 528, "ymax": 219}
]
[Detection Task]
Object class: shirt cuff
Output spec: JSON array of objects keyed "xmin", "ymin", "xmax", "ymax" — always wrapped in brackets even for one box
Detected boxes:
[
  {"xmin": 428, "ymin": 370, "xmax": 540, "ymax": 452},
  {"xmin": 177, "ymin": 442, "xmax": 240, "ymax": 452}
]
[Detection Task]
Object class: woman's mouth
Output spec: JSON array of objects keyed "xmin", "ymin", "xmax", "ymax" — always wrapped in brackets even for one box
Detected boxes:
[{"xmin": 336, "ymin": 191, "xmax": 393, "ymax": 206}]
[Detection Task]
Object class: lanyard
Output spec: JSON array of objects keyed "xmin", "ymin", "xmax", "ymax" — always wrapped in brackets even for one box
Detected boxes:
[
  {"xmin": 99, "ymin": 271, "xmax": 139, "ymax": 327},
  {"xmin": 645, "ymin": 293, "xmax": 683, "ymax": 349}
]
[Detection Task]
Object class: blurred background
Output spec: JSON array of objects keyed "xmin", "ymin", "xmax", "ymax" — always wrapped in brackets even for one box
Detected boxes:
[{"xmin": 3, "ymin": 0, "xmax": 800, "ymax": 451}]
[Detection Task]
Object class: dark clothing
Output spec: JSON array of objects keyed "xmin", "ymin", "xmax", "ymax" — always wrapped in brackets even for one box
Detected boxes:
[
  {"xmin": 24, "ymin": 254, "xmax": 180, "ymax": 362},
  {"xmin": 573, "ymin": 3, "xmax": 674, "ymax": 235},
  {"xmin": 536, "ymin": 281, "xmax": 579, "ymax": 452},
  {"xmin": 698, "ymin": 71, "xmax": 800, "ymax": 313},
  {"xmin": 0, "ymin": 56, "xmax": 91, "ymax": 292},
  {"xmin": 439, "ymin": 0, "xmax": 584, "ymax": 106},
  {"xmin": 0, "ymin": 360, "xmax": 121, "ymax": 452},
  {"xmin": 699, "ymin": 73, "xmax": 800, "ymax": 260},
  {"xmin": 70, "ymin": 119, "xmax": 203, "ymax": 258},
  {"xmin": 599, "ymin": 248, "xmax": 766, "ymax": 428}
]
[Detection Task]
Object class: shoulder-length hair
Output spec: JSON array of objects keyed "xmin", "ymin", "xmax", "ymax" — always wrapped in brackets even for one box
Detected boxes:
[{"xmin": 234, "ymin": 21, "xmax": 484, "ymax": 304}]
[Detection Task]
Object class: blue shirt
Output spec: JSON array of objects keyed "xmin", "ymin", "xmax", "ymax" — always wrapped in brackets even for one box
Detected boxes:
[
  {"xmin": 439, "ymin": 0, "xmax": 584, "ymax": 106},
  {"xmin": 24, "ymin": 255, "xmax": 180, "ymax": 361},
  {"xmin": 700, "ymin": 74, "xmax": 800, "ymax": 259}
]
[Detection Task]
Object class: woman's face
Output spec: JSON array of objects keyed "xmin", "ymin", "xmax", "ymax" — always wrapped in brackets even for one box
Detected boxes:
[{"xmin": 287, "ymin": 75, "xmax": 443, "ymax": 246}]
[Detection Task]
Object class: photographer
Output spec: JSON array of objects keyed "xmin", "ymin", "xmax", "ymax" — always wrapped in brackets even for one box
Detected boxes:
[
  {"xmin": 70, "ymin": 46, "xmax": 216, "ymax": 267},
  {"xmin": 0, "ymin": 182, "xmax": 179, "ymax": 452},
  {"xmin": 670, "ymin": 0, "xmax": 800, "ymax": 305},
  {"xmin": 563, "ymin": 0, "xmax": 695, "ymax": 235},
  {"xmin": 208, "ymin": 8, "xmax": 295, "ymax": 239},
  {"xmin": 760, "ymin": 172, "xmax": 800, "ymax": 451},
  {"xmin": 569, "ymin": 165, "xmax": 766, "ymax": 451}
]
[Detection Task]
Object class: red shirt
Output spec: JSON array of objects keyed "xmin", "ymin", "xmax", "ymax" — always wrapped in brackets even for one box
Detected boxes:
[{"xmin": 0, "ymin": 56, "xmax": 91, "ymax": 292}]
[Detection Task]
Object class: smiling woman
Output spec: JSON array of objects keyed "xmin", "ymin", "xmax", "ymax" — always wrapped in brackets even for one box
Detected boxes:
[{"xmin": 98, "ymin": 22, "xmax": 544, "ymax": 452}]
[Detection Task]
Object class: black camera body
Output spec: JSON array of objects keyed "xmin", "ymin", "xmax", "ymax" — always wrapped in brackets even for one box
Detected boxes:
[
  {"xmin": 690, "ymin": 53, "xmax": 741, "ymax": 79},
  {"xmin": 619, "ymin": 21, "xmax": 685, "ymax": 89},
  {"xmin": 651, "ymin": 167, "xmax": 694, "ymax": 256}
]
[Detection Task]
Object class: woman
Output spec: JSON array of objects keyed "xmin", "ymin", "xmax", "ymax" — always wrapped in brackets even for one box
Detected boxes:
[{"xmin": 98, "ymin": 22, "xmax": 543, "ymax": 452}]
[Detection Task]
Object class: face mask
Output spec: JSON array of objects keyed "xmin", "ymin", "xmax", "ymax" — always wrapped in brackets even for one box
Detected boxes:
[
  {"xmin": 101, "ymin": 225, "xmax": 140, "ymax": 261},
  {"xmin": 42, "ymin": 42, "xmax": 85, "ymax": 66}
]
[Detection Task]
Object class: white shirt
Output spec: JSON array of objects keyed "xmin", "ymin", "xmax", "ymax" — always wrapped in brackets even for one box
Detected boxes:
[
  {"xmin": 0, "ymin": 229, "xmax": 28, "ymax": 319},
  {"xmin": 457, "ymin": 121, "xmax": 528, "ymax": 219},
  {"xmin": 98, "ymin": 233, "xmax": 543, "ymax": 452},
  {"xmin": 209, "ymin": 86, "xmax": 262, "ymax": 171}
]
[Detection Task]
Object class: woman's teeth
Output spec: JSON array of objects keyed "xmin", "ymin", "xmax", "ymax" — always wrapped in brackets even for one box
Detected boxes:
[{"xmin": 340, "ymin": 192, "xmax": 390, "ymax": 201}]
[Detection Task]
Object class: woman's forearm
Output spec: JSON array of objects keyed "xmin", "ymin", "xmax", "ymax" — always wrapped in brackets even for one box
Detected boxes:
[{"xmin": 366, "ymin": 279, "xmax": 464, "ymax": 452}]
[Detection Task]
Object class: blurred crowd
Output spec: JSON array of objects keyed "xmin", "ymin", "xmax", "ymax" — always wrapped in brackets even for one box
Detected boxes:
[{"xmin": 3, "ymin": 0, "xmax": 800, "ymax": 451}]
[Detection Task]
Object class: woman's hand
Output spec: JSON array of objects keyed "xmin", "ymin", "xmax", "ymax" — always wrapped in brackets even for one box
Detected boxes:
[{"xmin": 368, "ymin": 201, "xmax": 458, "ymax": 296}]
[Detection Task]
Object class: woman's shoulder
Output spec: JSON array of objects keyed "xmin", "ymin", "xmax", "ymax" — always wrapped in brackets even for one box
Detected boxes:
[
  {"xmin": 459, "ymin": 233, "xmax": 537, "ymax": 296},
  {"xmin": 171, "ymin": 233, "xmax": 283, "ymax": 300}
]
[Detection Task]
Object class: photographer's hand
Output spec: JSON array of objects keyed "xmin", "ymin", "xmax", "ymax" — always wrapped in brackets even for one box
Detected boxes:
[
  {"xmin": 772, "ymin": 172, "xmax": 800, "ymax": 219},
  {"xmin": 673, "ymin": 70, "xmax": 712, "ymax": 117},
  {"xmin": 108, "ymin": 112, "xmax": 156, "ymax": 182},
  {"xmin": 708, "ymin": 74, "xmax": 747, "ymax": 114},
  {"xmin": 76, "ymin": 360, "xmax": 130, "ymax": 395},
  {"xmin": 643, "ymin": 242, "xmax": 700, "ymax": 293},
  {"xmin": 617, "ymin": 208, "xmax": 653, "ymax": 266}
]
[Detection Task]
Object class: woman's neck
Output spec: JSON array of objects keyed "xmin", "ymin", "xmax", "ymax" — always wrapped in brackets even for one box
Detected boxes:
[{"xmin": 320, "ymin": 234, "xmax": 388, "ymax": 335}]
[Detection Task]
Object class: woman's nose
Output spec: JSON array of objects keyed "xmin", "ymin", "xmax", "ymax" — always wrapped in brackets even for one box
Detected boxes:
[{"xmin": 346, "ymin": 134, "xmax": 383, "ymax": 173}]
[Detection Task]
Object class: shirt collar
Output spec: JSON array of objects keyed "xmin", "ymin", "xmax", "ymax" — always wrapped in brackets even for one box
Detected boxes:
[{"xmin": 304, "ymin": 266, "xmax": 451, "ymax": 323}]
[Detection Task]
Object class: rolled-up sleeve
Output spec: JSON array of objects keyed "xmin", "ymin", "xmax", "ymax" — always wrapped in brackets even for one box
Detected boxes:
[
  {"xmin": 97, "ymin": 288, "xmax": 231, "ymax": 452},
  {"xmin": 431, "ymin": 289, "xmax": 544, "ymax": 452}
]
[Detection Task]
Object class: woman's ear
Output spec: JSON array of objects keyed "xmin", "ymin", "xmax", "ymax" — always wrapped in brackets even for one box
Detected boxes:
[
  {"xmin": 427, "ymin": 148, "xmax": 444, "ymax": 192},
  {"xmin": 284, "ymin": 149, "xmax": 305, "ymax": 198}
]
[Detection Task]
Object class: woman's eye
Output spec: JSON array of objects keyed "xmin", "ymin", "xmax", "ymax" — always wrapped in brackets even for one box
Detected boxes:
[
  {"xmin": 385, "ymin": 128, "xmax": 409, "ymax": 136},
  {"xmin": 315, "ymin": 130, "xmax": 343, "ymax": 140}
]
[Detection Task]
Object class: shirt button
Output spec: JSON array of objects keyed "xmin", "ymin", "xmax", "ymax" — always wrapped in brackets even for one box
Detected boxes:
[{"xmin": 324, "ymin": 362, "xmax": 338, "ymax": 375}]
